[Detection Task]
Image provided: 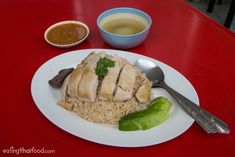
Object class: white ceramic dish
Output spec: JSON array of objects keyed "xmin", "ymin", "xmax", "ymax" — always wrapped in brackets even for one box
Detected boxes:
[
  {"xmin": 44, "ymin": 21, "xmax": 89, "ymax": 48},
  {"xmin": 31, "ymin": 49, "xmax": 199, "ymax": 147}
]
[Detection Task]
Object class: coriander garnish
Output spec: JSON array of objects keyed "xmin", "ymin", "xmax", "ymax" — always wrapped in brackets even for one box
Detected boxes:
[{"xmin": 95, "ymin": 57, "xmax": 115, "ymax": 78}]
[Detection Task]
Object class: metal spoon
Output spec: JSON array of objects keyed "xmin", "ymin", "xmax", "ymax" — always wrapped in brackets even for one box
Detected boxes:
[{"xmin": 135, "ymin": 58, "xmax": 230, "ymax": 134}]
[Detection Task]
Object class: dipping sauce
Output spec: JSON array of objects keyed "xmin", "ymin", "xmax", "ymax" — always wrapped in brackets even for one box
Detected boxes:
[
  {"xmin": 46, "ymin": 23, "xmax": 87, "ymax": 45},
  {"xmin": 101, "ymin": 18, "xmax": 146, "ymax": 35}
]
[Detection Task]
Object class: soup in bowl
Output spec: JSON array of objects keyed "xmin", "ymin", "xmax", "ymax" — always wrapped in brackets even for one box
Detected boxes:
[{"xmin": 97, "ymin": 7, "xmax": 152, "ymax": 49}]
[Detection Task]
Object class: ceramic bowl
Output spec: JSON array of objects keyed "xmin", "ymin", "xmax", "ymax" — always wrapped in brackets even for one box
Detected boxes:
[{"xmin": 97, "ymin": 7, "xmax": 152, "ymax": 49}]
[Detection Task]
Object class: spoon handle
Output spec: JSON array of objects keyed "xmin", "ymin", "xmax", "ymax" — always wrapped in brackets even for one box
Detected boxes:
[{"xmin": 159, "ymin": 81, "xmax": 230, "ymax": 134}]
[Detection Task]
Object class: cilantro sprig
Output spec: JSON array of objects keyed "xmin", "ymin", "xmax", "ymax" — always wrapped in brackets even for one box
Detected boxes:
[{"xmin": 95, "ymin": 57, "xmax": 115, "ymax": 78}]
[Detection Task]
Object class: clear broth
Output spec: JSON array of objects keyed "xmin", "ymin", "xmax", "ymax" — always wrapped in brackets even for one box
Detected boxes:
[{"xmin": 101, "ymin": 18, "xmax": 146, "ymax": 35}]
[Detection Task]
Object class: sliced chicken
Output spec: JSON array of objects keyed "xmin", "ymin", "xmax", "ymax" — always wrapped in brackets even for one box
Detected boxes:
[
  {"xmin": 113, "ymin": 64, "xmax": 137, "ymax": 101},
  {"xmin": 61, "ymin": 74, "xmax": 71, "ymax": 100},
  {"xmin": 77, "ymin": 67, "xmax": 98, "ymax": 102},
  {"xmin": 99, "ymin": 61, "xmax": 123, "ymax": 101},
  {"xmin": 135, "ymin": 80, "xmax": 152, "ymax": 103},
  {"xmin": 67, "ymin": 66, "xmax": 84, "ymax": 97},
  {"xmin": 58, "ymin": 100, "xmax": 74, "ymax": 111},
  {"xmin": 106, "ymin": 55, "xmax": 127, "ymax": 65},
  {"xmin": 59, "ymin": 52, "xmax": 152, "ymax": 104},
  {"xmin": 81, "ymin": 52, "xmax": 105, "ymax": 69}
]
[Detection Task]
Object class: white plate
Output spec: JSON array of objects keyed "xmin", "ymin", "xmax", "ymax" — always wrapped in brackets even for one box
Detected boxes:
[{"xmin": 31, "ymin": 49, "xmax": 199, "ymax": 147}]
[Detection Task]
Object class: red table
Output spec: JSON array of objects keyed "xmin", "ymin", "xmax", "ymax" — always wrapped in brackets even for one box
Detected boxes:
[{"xmin": 1, "ymin": 0, "xmax": 235, "ymax": 156}]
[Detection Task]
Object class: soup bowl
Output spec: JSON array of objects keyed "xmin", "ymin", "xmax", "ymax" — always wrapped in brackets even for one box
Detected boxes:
[{"xmin": 97, "ymin": 7, "xmax": 152, "ymax": 49}]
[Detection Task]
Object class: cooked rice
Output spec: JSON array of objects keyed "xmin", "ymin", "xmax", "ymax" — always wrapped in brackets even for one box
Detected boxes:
[
  {"xmin": 58, "ymin": 73, "xmax": 149, "ymax": 124},
  {"xmin": 68, "ymin": 98, "xmax": 146, "ymax": 124}
]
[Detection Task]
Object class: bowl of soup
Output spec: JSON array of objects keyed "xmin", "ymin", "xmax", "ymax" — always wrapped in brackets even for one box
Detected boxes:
[
  {"xmin": 97, "ymin": 7, "xmax": 152, "ymax": 49},
  {"xmin": 44, "ymin": 21, "xmax": 89, "ymax": 48}
]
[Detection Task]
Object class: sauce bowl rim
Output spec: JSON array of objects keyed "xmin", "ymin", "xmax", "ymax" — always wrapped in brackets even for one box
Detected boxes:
[{"xmin": 44, "ymin": 20, "xmax": 89, "ymax": 48}]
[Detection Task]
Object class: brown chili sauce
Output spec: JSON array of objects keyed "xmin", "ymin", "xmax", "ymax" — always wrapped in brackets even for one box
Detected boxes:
[{"xmin": 46, "ymin": 23, "xmax": 87, "ymax": 45}]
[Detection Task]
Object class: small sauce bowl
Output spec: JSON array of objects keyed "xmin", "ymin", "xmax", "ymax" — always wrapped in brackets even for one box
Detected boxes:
[{"xmin": 44, "ymin": 21, "xmax": 89, "ymax": 48}]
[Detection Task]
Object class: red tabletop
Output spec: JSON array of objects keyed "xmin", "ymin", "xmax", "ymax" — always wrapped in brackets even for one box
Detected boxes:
[{"xmin": 1, "ymin": 0, "xmax": 235, "ymax": 156}]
